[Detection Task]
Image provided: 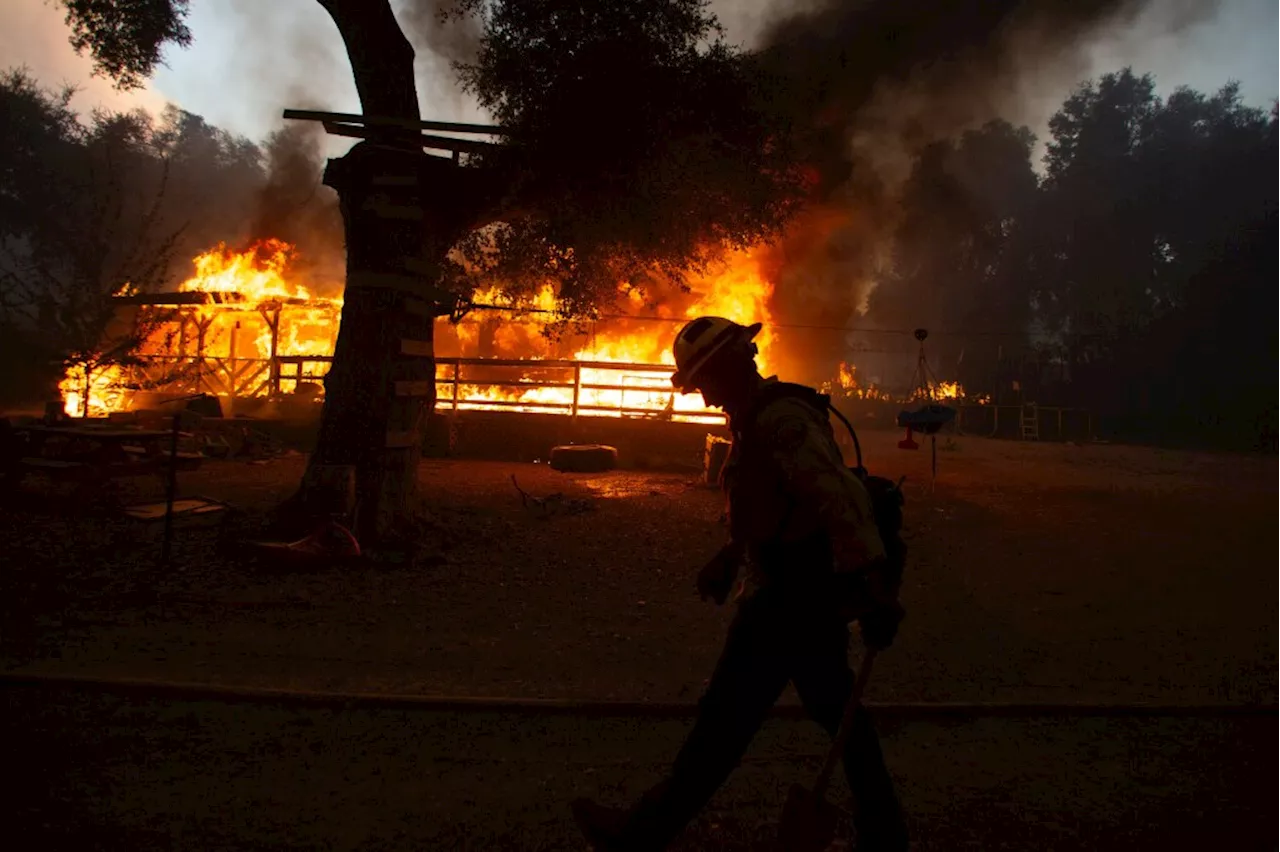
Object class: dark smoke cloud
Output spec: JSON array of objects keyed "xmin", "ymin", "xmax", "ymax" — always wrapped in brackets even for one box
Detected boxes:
[
  {"xmin": 746, "ymin": 0, "xmax": 1222, "ymax": 384},
  {"xmin": 755, "ymin": 0, "xmax": 1211, "ymax": 169},
  {"xmin": 249, "ymin": 121, "xmax": 346, "ymax": 298}
]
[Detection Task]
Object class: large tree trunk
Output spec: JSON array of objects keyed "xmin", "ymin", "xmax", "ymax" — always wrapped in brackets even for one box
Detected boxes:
[
  {"xmin": 298, "ymin": 0, "xmax": 494, "ymax": 542},
  {"xmin": 302, "ymin": 145, "xmax": 472, "ymax": 542}
]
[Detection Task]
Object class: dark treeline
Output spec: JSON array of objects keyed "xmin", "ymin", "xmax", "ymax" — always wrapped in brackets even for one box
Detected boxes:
[
  {"xmin": 860, "ymin": 69, "xmax": 1276, "ymax": 451},
  {"xmin": 0, "ymin": 69, "xmax": 340, "ymax": 409}
]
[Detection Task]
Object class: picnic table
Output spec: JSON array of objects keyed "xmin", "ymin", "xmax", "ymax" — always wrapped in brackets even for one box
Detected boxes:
[{"xmin": 7, "ymin": 422, "xmax": 203, "ymax": 485}]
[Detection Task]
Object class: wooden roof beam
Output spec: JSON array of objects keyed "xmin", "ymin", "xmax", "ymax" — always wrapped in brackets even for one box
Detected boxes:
[
  {"xmin": 283, "ymin": 108, "xmax": 511, "ymax": 136},
  {"xmin": 319, "ymin": 122, "xmax": 499, "ymax": 156}
]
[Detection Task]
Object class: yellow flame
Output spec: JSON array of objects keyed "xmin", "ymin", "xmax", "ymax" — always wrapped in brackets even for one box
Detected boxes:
[
  {"xmin": 60, "ymin": 241, "xmax": 342, "ymax": 416},
  {"xmin": 61, "ymin": 238, "xmax": 973, "ymax": 421},
  {"xmin": 822, "ymin": 361, "xmax": 891, "ymax": 402}
]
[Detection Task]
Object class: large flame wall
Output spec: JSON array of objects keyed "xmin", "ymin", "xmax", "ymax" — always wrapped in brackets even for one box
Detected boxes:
[{"xmin": 60, "ymin": 240, "xmax": 785, "ymax": 420}]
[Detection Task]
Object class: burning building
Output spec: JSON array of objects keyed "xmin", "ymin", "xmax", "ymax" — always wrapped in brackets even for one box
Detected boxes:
[
  {"xmin": 60, "ymin": 240, "xmax": 341, "ymax": 418},
  {"xmin": 59, "ymin": 238, "xmax": 795, "ymax": 426}
]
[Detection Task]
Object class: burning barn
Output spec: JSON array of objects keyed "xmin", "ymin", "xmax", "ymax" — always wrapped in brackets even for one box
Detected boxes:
[{"xmin": 59, "ymin": 239, "xmax": 781, "ymax": 428}]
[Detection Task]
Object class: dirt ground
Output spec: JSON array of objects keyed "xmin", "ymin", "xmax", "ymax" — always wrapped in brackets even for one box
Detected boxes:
[
  {"xmin": 4, "ymin": 684, "xmax": 1275, "ymax": 852},
  {"xmin": 2, "ymin": 432, "xmax": 1276, "ymax": 849},
  {"xmin": 3, "ymin": 432, "xmax": 1275, "ymax": 706}
]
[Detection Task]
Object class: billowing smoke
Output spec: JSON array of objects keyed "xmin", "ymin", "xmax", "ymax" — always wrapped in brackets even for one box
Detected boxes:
[
  {"xmin": 744, "ymin": 0, "xmax": 1222, "ymax": 384},
  {"xmin": 247, "ymin": 122, "xmax": 345, "ymax": 298}
]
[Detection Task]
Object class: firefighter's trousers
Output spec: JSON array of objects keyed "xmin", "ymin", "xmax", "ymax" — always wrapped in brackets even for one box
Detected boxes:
[{"xmin": 627, "ymin": 579, "xmax": 908, "ymax": 850}]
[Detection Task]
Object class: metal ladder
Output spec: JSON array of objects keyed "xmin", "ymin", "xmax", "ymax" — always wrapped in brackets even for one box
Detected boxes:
[{"xmin": 1021, "ymin": 403, "xmax": 1039, "ymax": 441}]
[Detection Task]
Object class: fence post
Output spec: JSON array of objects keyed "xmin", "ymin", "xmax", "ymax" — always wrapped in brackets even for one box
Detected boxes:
[
  {"xmin": 451, "ymin": 361, "xmax": 460, "ymax": 415},
  {"xmin": 572, "ymin": 363, "xmax": 581, "ymax": 423},
  {"xmin": 269, "ymin": 305, "xmax": 282, "ymax": 397}
]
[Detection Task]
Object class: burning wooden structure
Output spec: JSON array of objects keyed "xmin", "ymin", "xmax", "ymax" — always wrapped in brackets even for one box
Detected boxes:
[
  {"xmin": 65, "ymin": 287, "xmax": 730, "ymax": 424},
  {"xmin": 58, "ymin": 241, "xmax": 741, "ymax": 424}
]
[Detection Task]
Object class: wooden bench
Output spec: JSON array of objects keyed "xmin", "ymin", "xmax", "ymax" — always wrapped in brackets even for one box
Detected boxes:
[
  {"xmin": 18, "ymin": 457, "xmax": 93, "ymax": 480},
  {"xmin": 18, "ymin": 453, "xmax": 202, "ymax": 482}
]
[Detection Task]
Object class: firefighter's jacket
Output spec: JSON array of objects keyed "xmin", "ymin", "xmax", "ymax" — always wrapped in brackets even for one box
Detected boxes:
[{"xmin": 722, "ymin": 378, "xmax": 886, "ymax": 587}]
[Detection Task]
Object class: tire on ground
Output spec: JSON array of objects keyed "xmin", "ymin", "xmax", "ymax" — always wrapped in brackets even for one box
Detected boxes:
[{"xmin": 548, "ymin": 444, "xmax": 618, "ymax": 473}]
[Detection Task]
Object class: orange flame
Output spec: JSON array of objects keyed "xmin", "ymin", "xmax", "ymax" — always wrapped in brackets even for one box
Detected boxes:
[
  {"xmin": 59, "ymin": 241, "xmax": 343, "ymax": 416},
  {"xmin": 60, "ymin": 241, "xmax": 779, "ymax": 421},
  {"xmin": 822, "ymin": 361, "xmax": 891, "ymax": 402}
]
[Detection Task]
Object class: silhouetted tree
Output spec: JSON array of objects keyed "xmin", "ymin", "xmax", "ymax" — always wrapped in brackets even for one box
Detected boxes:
[
  {"xmin": 57, "ymin": 0, "xmax": 809, "ymax": 538},
  {"xmin": 0, "ymin": 71, "xmax": 182, "ymax": 408},
  {"xmin": 1036, "ymin": 69, "xmax": 1276, "ymax": 447}
]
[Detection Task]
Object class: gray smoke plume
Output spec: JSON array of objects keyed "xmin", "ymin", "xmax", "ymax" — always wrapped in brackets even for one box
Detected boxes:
[
  {"xmin": 744, "ymin": 0, "xmax": 1222, "ymax": 383},
  {"xmin": 396, "ymin": 1, "xmax": 489, "ymax": 121}
]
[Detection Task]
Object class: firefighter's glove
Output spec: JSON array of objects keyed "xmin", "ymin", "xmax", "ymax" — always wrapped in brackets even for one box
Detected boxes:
[
  {"xmin": 858, "ymin": 600, "xmax": 905, "ymax": 651},
  {"xmin": 697, "ymin": 542, "xmax": 743, "ymax": 606}
]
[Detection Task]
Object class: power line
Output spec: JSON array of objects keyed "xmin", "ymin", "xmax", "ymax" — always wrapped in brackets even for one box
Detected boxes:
[{"xmin": 463, "ymin": 301, "xmax": 1038, "ymax": 337}]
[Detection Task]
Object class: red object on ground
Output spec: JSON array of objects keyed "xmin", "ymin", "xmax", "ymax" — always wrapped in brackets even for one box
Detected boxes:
[
  {"xmin": 287, "ymin": 521, "xmax": 361, "ymax": 557},
  {"xmin": 898, "ymin": 426, "xmax": 919, "ymax": 450},
  {"xmin": 248, "ymin": 520, "xmax": 362, "ymax": 564}
]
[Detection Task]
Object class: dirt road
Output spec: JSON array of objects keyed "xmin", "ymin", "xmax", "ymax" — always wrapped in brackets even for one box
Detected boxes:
[{"xmin": 5, "ymin": 682, "xmax": 1274, "ymax": 851}]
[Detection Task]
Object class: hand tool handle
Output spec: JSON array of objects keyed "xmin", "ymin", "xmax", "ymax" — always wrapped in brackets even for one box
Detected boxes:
[{"xmin": 812, "ymin": 649, "xmax": 877, "ymax": 800}]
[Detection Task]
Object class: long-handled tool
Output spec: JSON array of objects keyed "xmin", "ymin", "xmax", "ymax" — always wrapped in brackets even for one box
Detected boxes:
[{"xmin": 778, "ymin": 649, "xmax": 878, "ymax": 850}]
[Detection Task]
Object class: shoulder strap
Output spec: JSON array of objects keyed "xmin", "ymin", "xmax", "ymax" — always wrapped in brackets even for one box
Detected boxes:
[
  {"xmin": 826, "ymin": 403, "xmax": 865, "ymax": 474},
  {"xmin": 741, "ymin": 382, "xmax": 865, "ymax": 473},
  {"xmin": 741, "ymin": 382, "xmax": 827, "ymax": 429}
]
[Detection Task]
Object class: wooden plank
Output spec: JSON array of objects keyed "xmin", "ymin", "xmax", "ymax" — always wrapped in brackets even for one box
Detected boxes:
[
  {"xmin": 284, "ymin": 109, "xmax": 511, "ymax": 136},
  {"xmin": 321, "ymin": 122, "xmax": 497, "ymax": 155},
  {"xmin": 394, "ymin": 381, "xmax": 434, "ymax": 397},
  {"xmin": 384, "ymin": 431, "xmax": 419, "ymax": 449},
  {"xmin": 112, "ymin": 292, "xmax": 315, "ymax": 307},
  {"xmin": 113, "ymin": 291, "xmax": 244, "ymax": 306},
  {"xmin": 463, "ymin": 379, "xmax": 576, "ymax": 390},
  {"xmin": 400, "ymin": 339, "xmax": 434, "ymax": 357},
  {"xmin": 431, "ymin": 356, "xmax": 675, "ymax": 373}
]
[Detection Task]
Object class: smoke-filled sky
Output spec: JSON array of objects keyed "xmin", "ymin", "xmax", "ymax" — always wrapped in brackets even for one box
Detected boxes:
[{"xmin": 2, "ymin": 0, "xmax": 1275, "ymax": 153}]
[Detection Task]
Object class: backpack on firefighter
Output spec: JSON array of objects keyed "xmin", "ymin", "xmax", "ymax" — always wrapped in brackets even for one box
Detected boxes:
[{"xmin": 743, "ymin": 382, "xmax": 908, "ymax": 584}]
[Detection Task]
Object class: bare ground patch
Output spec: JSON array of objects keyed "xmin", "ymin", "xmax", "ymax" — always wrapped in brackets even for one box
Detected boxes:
[{"xmin": 2, "ymin": 433, "xmax": 1275, "ymax": 707}]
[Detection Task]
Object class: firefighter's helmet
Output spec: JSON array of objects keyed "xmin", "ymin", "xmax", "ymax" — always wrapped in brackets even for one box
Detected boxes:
[{"xmin": 671, "ymin": 316, "xmax": 762, "ymax": 392}]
